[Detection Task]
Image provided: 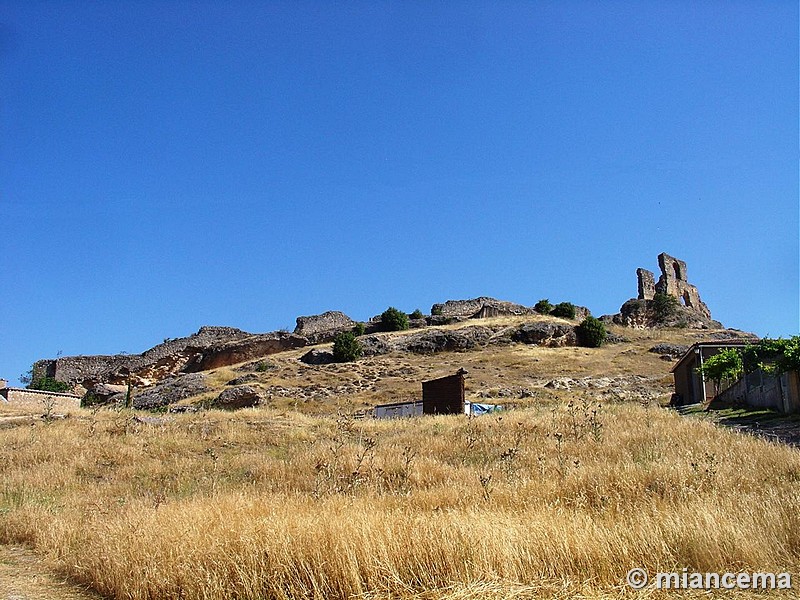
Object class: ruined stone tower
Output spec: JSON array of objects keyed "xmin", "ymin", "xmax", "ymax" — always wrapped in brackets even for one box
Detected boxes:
[{"xmin": 636, "ymin": 252, "xmax": 712, "ymax": 319}]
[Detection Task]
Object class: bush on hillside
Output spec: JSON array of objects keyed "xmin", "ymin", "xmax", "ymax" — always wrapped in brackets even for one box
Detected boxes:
[
  {"xmin": 381, "ymin": 307, "xmax": 410, "ymax": 332},
  {"xmin": 577, "ymin": 316, "xmax": 607, "ymax": 348},
  {"xmin": 409, "ymin": 309, "xmax": 425, "ymax": 320},
  {"xmin": 28, "ymin": 376, "xmax": 71, "ymax": 393},
  {"xmin": 551, "ymin": 302, "xmax": 576, "ymax": 320},
  {"xmin": 652, "ymin": 293, "xmax": 679, "ymax": 323},
  {"xmin": 534, "ymin": 299, "xmax": 553, "ymax": 315},
  {"xmin": 352, "ymin": 323, "xmax": 366, "ymax": 336},
  {"xmin": 332, "ymin": 331, "xmax": 363, "ymax": 363}
]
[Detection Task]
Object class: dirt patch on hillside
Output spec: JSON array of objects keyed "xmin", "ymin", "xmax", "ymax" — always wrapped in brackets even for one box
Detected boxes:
[{"xmin": 0, "ymin": 545, "xmax": 102, "ymax": 599}]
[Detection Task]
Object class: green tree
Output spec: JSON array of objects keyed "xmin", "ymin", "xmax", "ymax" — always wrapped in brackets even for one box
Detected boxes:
[
  {"xmin": 744, "ymin": 336, "xmax": 800, "ymax": 375},
  {"xmin": 332, "ymin": 331, "xmax": 363, "ymax": 363},
  {"xmin": 352, "ymin": 322, "xmax": 366, "ymax": 336},
  {"xmin": 28, "ymin": 375, "xmax": 71, "ymax": 393},
  {"xmin": 534, "ymin": 299, "xmax": 553, "ymax": 315},
  {"xmin": 381, "ymin": 307, "xmax": 409, "ymax": 331},
  {"xmin": 577, "ymin": 316, "xmax": 607, "ymax": 348},
  {"xmin": 698, "ymin": 348, "xmax": 743, "ymax": 395},
  {"xmin": 551, "ymin": 302, "xmax": 576, "ymax": 320},
  {"xmin": 409, "ymin": 309, "xmax": 425, "ymax": 320},
  {"xmin": 652, "ymin": 293, "xmax": 679, "ymax": 323}
]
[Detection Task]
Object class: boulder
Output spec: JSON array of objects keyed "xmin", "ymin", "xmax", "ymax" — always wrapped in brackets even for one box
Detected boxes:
[
  {"xmin": 226, "ymin": 373, "xmax": 259, "ymax": 385},
  {"xmin": 300, "ymin": 349, "xmax": 335, "ymax": 365},
  {"xmin": 398, "ymin": 326, "xmax": 494, "ymax": 354},
  {"xmin": 512, "ymin": 322, "xmax": 577, "ymax": 347},
  {"xmin": 648, "ymin": 344, "xmax": 689, "ymax": 359},
  {"xmin": 132, "ymin": 373, "xmax": 208, "ymax": 410},
  {"xmin": 213, "ymin": 385, "xmax": 264, "ymax": 410},
  {"xmin": 86, "ymin": 383, "xmax": 128, "ymax": 405}
]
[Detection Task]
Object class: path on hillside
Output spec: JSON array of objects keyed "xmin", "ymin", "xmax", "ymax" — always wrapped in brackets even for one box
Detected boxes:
[{"xmin": 0, "ymin": 545, "xmax": 102, "ymax": 600}]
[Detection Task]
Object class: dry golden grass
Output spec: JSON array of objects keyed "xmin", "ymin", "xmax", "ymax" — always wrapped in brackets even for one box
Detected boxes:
[
  {"xmin": 0, "ymin": 398, "xmax": 798, "ymax": 599},
  {"xmin": 2, "ymin": 323, "xmax": 795, "ymax": 599}
]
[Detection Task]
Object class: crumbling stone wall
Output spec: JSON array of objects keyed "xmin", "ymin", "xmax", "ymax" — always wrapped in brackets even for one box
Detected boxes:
[
  {"xmin": 636, "ymin": 268, "xmax": 656, "ymax": 300},
  {"xmin": 431, "ymin": 297, "xmax": 534, "ymax": 318},
  {"xmin": 294, "ymin": 311, "xmax": 356, "ymax": 344},
  {"xmin": 34, "ymin": 326, "xmax": 306, "ymax": 393}
]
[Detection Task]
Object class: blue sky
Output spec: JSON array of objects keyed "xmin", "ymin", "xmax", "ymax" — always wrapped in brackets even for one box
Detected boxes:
[{"xmin": 1, "ymin": 1, "xmax": 797, "ymax": 385}]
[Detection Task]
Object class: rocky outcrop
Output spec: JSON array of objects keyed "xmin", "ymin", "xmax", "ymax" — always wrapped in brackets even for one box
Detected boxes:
[
  {"xmin": 300, "ymin": 349, "xmax": 335, "ymax": 365},
  {"xmin": 649, "ymin": 344, "xmax": 689, "ymax": 360},
  {"xmin": 359, "ymin": 335, "xmax": 395, "ymax": 357},
  {"xmin": 33, "ymin": 326, "xmax": 306, "ymax": 394},
  {"xmin": 316, "ymin": 320, "xmax": 580, "ymax": 361},
  {"xmin": 132, "ymin": 373, "xmax": 208, "ymax": 410},
  {"xmin": 605, "ymin": 253, "xmax": 722, "ymax": 329},
  {"xmin": 431, "ymin": 297, "xmax": 535, "ymax": 319},
  {"xmin": 606, "ymin": 299, "xmax": 723, "ymax": 330},
  {"xmin": 511, "ymin": 322, "xmax": 577, "ymax": 346},
  {"xmin": 294, "ymin": 311, "xmax": 355, "ymax": 344},
  {"xmin": 84, "ymin": 383, "xmax": 128, "ymax": 406},
  {"xmin": 213, "ymin": 385, "xmax": 263, "ymax": 410},
  {"xmin": 400, "ymin": 327, "xmax": 495, "ymax": 354},
  {"xmin": 184, "ymin": 332, "xmax": 306, "ymax": 372}
]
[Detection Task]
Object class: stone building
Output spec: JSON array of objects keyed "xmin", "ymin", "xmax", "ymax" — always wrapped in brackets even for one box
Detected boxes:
[{"xmin": 0, "ymin": 385, "xmax": 81, "ymax": 413}]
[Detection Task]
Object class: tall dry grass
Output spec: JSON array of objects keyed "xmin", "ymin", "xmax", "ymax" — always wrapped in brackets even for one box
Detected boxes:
[{"xmin": 0, "ymin": 401, "xmax": 798, "ymax": 599}]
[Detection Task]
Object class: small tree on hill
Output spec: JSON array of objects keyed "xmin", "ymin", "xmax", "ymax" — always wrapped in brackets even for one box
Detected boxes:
[
  {"xmin": 409, "ymin": 309, "xmax": 425, "ymax": 320},
  {"xmin": 652, "ymin": 293, "xmax": 679, "ymax": 323},
  {"xmin": 381, "ymin": 307, "xmax": 409, "ymax": 332},
  {"xmin": 534, "ymin": 299, "xmax": 553, "ymax": 315},
  {"xmin": 577, "ymin": 316, "xmax": 607, "ymax": 348},
  {"xmin": 551, "ymin": 302, "xmax": 576, "ymax": 320},
  {"xmin": 332, "ymin": 331, "xmax": 363, "ymax": 363},
  {"xmin": 29, "ymin": 375, "xmax": 71, "ymax": 393}
]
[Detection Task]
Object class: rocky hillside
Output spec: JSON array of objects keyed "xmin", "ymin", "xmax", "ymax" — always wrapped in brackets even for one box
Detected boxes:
[
  {"xmin": 84, "ymin": 316, "xmax": 752, "ymax": 414},
  {"xmin": 28, "ymin": 253, "xmax": 748, "ymax": 413}
]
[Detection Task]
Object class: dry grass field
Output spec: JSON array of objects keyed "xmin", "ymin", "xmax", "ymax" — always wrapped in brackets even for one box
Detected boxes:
[{"xmin": 1, "ymin": 321, "xmax": 798, "ymax": 599}]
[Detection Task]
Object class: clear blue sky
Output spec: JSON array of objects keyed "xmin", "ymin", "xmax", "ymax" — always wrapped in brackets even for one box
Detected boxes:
[{"xmin": 1, "ymin": 1, "xmax": 797, "ymax": 385}]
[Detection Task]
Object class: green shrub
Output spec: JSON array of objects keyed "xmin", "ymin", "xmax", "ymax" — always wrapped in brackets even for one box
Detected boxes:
[
  {"xmin": 255, "ymin": 360, "xmax": 275, "ymax": 373},
  {"xmin": 652, "ymin": 293, "xmax": 679, "ymax": 322},
  {"xmin": 409, "ymin": 309, "xmax": 424, "ymax": 320},
  {"xmin": 81, "ymin": 391, "xmax": 104, "ymax": 408},
  {"xmin": 353, "ymin": 322, "xmax": 366, "ymax": 336},
  {"xmin": 381, "ymin": 307, "xmax": 409, "ymax": 331},
  {"xmin": 551, "ymin": 302, "xmax": 576, "ymax": 320},
  {"xmin": 697, "ymin": 348, "xmax": 743, "ymax": 394},
  {"xmin": 29, "ymin": 376, "xmax": 71, "ymax": 393},
  {"xmin": 332, "ymin": 331, "xmax": 363, "ymax": 363},
  {"xmin": 577, "ymin": 317, "xmax": 606, "ymax": 348},
  {"xmin": 431, "ymin": 305, "xmax": 443, "ymax": 316},
  {"xmin": 534, "ymin": 299, "xmax": 553, "ymax": 315}
]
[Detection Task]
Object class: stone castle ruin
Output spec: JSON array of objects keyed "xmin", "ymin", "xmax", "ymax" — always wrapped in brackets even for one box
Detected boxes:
[
  {"xmin": 636, "ymin": 253, "xmax": 712, "ymax": 319},
  {"xmin": 606, "ymin": 252, "xmax": 721, "ymax": 329}
]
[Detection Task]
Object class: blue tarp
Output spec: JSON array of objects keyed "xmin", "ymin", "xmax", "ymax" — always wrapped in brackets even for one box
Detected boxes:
[{"xmin": 469, "ymin": 403, "xmax": 503, "ymax": 416}]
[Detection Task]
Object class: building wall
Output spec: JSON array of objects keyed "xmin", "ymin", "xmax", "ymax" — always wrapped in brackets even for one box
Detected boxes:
[
  {"xmin": 0, "ymin": 388, "xmax": 81, "ymax": 413},
  {"xmin": 374, "ymin": 401, "xmax": 423, "ymax": 419},
  {"xmin": 715, "ymin": 370, "xmax": 800, "ymax": 414},
  {"xmin": 422, "ymin": 373, "xmax": 464, "ymax": 415}
]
